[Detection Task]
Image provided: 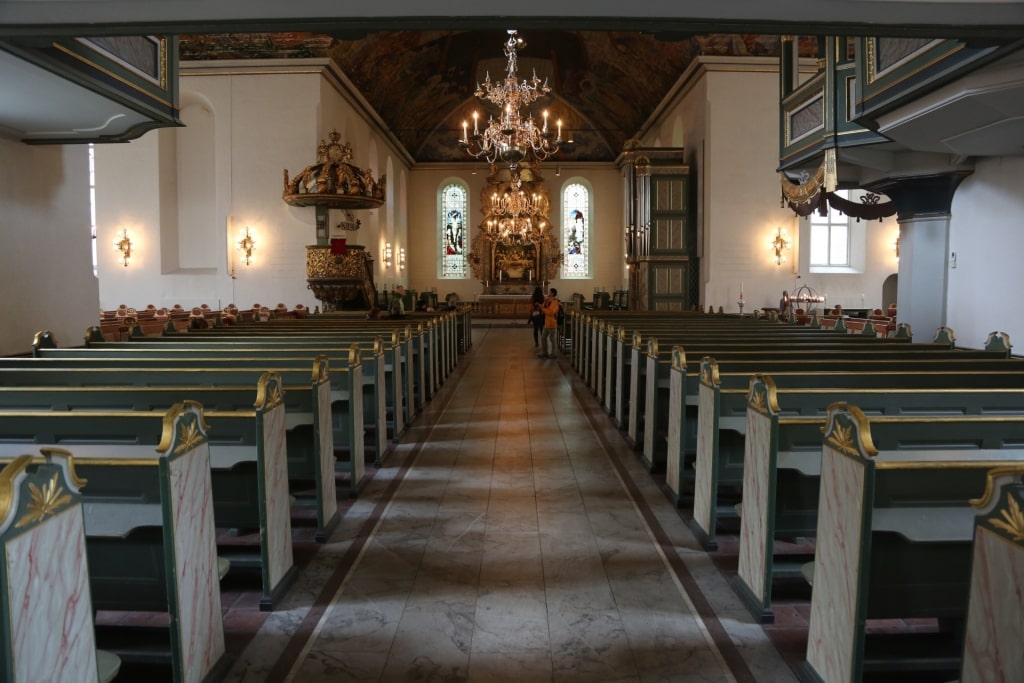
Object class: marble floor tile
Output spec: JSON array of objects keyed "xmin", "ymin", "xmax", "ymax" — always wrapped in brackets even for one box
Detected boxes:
[{"xmin": 224, "ymin": 326, "xmax": 798, "ymax": 683}]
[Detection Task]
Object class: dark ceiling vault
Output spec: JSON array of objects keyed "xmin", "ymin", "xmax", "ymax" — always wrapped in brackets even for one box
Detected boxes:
[{"xmin": 178, "ymin": 31, "xmax": 802, "ymax": 163}]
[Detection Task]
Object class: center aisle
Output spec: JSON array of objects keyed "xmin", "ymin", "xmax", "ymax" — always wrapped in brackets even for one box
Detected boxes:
[{"xmin": 225, "ymin": 323, "xmax": 798, "ymax": 682}]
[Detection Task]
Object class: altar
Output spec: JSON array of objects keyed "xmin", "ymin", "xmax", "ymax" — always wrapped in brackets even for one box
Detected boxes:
[{"xmin": 475, "ymin": 294, "xmax": 533, "ymax": 318}]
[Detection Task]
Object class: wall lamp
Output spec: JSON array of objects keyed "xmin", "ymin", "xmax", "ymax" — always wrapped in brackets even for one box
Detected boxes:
[
  {"xmin": 384, "ymin": 242, "xmax": 393, "ymax": 269},
  {"xmin": 113, "ymin": 228, "xmax": 132, "ymax": 267},
  {"xmin": 238, "ymin": 227, "xmax": 255, "ymax": 266},
  {"xmin": 894, "ymin": 234, "xmax": 901, "ymax": 262},
  {"xmin": 771, "ymin": 227, "xmax": 790, "ymax": 266},
  {"xmin": 399, "ymin": 247, "xmax": 406, "ymax": 271}
]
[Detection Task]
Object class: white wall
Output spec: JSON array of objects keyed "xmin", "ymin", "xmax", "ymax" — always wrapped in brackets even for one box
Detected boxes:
[
  {"xmin": 948, "ymin": 156, "xmax": 1024, "ymax": 349},
  {"xmin": 0, "ymin": 139, "xmax": 98, "ymax": 354},
  {"xmin": 643, "ymin": 57, "xmax": 900, "ymax": 314},
  {"xmin": 95, "ymin": 59, "xmax": 411, "ymax": 313}
]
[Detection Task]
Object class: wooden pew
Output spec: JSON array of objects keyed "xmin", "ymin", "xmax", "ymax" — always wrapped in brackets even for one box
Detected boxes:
[
  {"xmin": 732, "ymin": 380, "xmax": 1024, "ymax": 621},
  {"xmin": 147, "ymin": 323, "xmax": 417, "ymax": 432},
  {"xmin": 20, "ymin": 337, "xmax": 378, "ymax": 478},
  {"xmin": 0, "ymin": 365, "xmax": 344, "ymax": 541},
  {"xmin": 667, "ymin": 348, "xmax": 1024, "ymax": 512},
  {"xmin": 688, "ymin": 360, "xmax": 1024, "ymax": 551},
  {"xmin": 958, "ymin": 465, "xmax": 1024, "ymax": 682},
  {"xmin": 77, "ymin": 326, "xmax": 405, "ymax": 453},
  {"xmin": 0, "ymin": 448, "xmax": 122, "ymax": 683},
  {"xmin": 2, "ymin": 404, "xmax": 231, "ymax": 680},
  {"xmin": 0, "ymin": 387, "xmax": 297, "ymax": 611},
  {"xmin": 798, "ymin": 404, "xmax": 1024, "ymax": 681}
]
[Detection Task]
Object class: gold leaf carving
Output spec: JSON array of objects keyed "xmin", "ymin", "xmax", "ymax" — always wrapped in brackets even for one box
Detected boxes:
[
  {"xmin": 750, "ymin": 392, "xmax": 767, "ymax": 413},
  {"xmin": 16, "ymin": 472, "xmax": 72, "ymax": 528},
  {"xmin": 990, "ymin": 495, "xmax": 1024, "ymax": 541},
  {"xmin": 175, "ymin": 420, "xmax": 203, "ymax": 454},
  {"xmin": 826, "ymin": 422, "xmax": 856, "ymax": 455}
]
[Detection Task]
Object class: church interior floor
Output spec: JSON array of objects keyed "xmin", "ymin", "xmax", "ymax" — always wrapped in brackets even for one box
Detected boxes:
[{"xmin": 102, "ymin": 323, "xmax": 949, "ymax": 682}]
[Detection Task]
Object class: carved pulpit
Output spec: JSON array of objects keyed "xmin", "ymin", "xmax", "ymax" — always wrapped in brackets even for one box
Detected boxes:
[{"xmin": 283, "ymin": 130, "xmax": 385, "ymax": 311}]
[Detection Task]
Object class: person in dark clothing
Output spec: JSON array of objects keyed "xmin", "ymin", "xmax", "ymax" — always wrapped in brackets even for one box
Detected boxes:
[{"xmin": 529, "ymin": 286, "xmax": 544, "ymax": 348}]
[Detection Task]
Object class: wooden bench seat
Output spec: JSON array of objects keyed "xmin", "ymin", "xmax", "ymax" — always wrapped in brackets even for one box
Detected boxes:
[
  {"xmin": 2, "ymin": 405, "xmax": 229, "ymax": 680},
  {"xmin": 11, "ymin": 342, "xmax": 378, "ymax": 478},
  {"xmin": 799, "ymin": 405, "xmax": 1024, "ymax": 681},
  {"xmin": 733, "ymin": 386, "xmax": 1024, "ymax": 621},
  {"xmin": 0, "ymin": 389, "xmax": 296, "ymax": 611},
  {"xmin": 688, "ymin": 362, "xmax": 1024, "ymax": 550},
  {"xmin": 70, "ymin": 329, "xmax": 403, "ymax": 459},
  {"xmin": 0, "ymin": 366, "xmax": 343, "ymax": 541}
]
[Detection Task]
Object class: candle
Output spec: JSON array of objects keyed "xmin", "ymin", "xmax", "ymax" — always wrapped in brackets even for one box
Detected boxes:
[
  {"xmin": 472, "ymin": 111, "xmax": 479, "ymax": 134},
  {"xmin": 543, "ymin": 110, "xmax": 549, "ymax": 132},
  {"xmin": 462, "ymin": 120, "xmax": 468, "ymax": 141},
  {"xmin": 557, "ymin": 119, "xmax": 562, "ymax": 140}
]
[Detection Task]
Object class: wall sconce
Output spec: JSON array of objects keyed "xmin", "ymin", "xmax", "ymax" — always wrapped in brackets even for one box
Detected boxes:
[
  {"xmin": 399, "ymin": 247, "xmax": 406, "ymax": 271},
  {"xmin": 113, "ymin": 228, "xmax": 132, "ymax": 267},
  {"xmin": 771, "ymin": 227, "xmax": 790, "ymax": 265},
  {"xmin": 384, "ymin": 242, "xmax": 393, "ymax": 269},
  {"xmin": 237, "ymin": 228, "xmax": 255, "ymax": 266},
  {"xmin": 894, "ymin": 234, "xmax": 901, "ymax": 262}
]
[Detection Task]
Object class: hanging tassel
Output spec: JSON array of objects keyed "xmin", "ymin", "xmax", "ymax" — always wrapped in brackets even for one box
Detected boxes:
[{"xmin": 823, "ymin": 148, "xmax": 838, "ymax": 192}]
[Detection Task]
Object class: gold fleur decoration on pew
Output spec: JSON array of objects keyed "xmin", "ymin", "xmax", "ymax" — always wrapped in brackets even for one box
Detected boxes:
[
  {"xmin": 826, "ymin": 422, "xmax": 857, "ymax": 457},
  {"xmin": 990, "ymin": 495, "xmax": 1024, "ymax": 542},
  {"xmin": 16, "ymin": 472, "xmax": 72, "ymax": 529},
  {"xmin": 175, "ymin": 420, "xmax": 204, "ymax": 455}
]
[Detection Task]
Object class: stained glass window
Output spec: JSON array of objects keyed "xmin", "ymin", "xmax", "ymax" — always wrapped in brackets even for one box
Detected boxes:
[
  {"xmin": 440, "ymin": 183, "xmax": 468, "ymax": 278},
  {"xmin": 561, "ymin": 182, "xmax": 590, "ymax": 279}
]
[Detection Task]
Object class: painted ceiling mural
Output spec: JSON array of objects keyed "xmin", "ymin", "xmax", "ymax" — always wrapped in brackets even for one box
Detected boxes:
[{"xmin": 178, "ymin": 31, "xmax": 805, "ymax": 163}]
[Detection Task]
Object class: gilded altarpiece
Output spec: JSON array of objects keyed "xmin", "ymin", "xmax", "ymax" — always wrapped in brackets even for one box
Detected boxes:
[
  {"xmin": 469, "ymin": 165, "xmax": 561, "ymax": 294},
  {"xmin": 623, "ymin": 145, "xmax": 694, "ymax": 311}
]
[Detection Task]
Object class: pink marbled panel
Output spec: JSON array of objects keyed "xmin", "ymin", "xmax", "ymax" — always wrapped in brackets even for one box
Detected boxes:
[
  {"xmin": 628, "ymin": 349, "xmax": 642, "ymax": 442},
  {"xmin": 665, "ymin": 370, "xmax": 683, "ymax": 498},
  {"xmin": 614, "ymin": 342, "xmax": 626, "ymax": 425},
  {"xmin": 692, "ymin": 385, "xmax": 717, "ymax": 536},
  {"xmin": 961, "ymin": 527, "xmax": 1024, "ymax": 682},
  {"xmin": 351, "ymin": 364, "xmax": 365, "ymax": 486},
  {"xmin": 167, "ymin": 441, "xmax": 225, "ymax": 681},
  {"xmin": 263, "ymin": 404, "xmax": 295, "ymax": 590},
  {"xmin": 643, "ymin": 358, "xmax": 658, "ymax": 461},
  {"xmin": 317, "ymin": 381, "xmax": 338, "ymax": 524},
  {"xmin": 392, "ymin": 351, "xmax": 404, "ymax": 436},
  {"xmin": 8, "ymin": 506, "xmax": 98, "ymax": 683},
  {"xmin": 376, "ymin": 360, "xmax": 387, "ymax": 457},
  {"xmin": 805, "ymin": 444, "xmax": 866, "ymax": 683},
  {"xmin": 604, "ymin": 338, "xmax": 615, "ymax": 413},
  {"xmin": 737, "ymin": 409, "xmax": 772, "ymax": 606}
]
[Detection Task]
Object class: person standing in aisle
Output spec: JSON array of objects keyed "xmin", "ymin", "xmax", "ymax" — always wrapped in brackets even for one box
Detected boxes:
[
  {"xmin": 528, "ymin": 286, "xmax": 544, "ymax": 349},
  {"xmin": 537, "ymin": 287, "xmax": 560, "ymax": 359}
]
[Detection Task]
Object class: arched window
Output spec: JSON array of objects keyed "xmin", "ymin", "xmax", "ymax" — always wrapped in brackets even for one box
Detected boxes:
[
  {"xmin": 440, "ymin": 182, "xmax": 468, "ymax": 278},
  {"xmin": 561, "ymin": 182, "xmax": 590, "ymax": 279}
]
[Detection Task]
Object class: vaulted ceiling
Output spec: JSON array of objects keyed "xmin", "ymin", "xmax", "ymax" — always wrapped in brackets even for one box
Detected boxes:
[{"xmin": 178, "ymin": 31, "xmax": 796, "ymax": 163}]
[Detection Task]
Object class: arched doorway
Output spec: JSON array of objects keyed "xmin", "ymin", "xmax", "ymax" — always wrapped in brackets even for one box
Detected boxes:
[{"xmin": 882, "ymin": 273, "xmax": 898, "ymax": 311}]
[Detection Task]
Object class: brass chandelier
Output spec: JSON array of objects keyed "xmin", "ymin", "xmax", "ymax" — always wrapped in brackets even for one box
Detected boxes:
[
  {"xmin": 482, "ymin": 171, "xmax": 550, "ymax": 245},
  {"xmin": 459, "ymin": 30, "xmax": 563, "ymax": 170}
]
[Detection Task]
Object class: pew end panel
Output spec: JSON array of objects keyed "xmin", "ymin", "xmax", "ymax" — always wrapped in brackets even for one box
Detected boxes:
[
  {"xmin": 664, "ymin": 346, "xmax": 687, "ymax": 507},
  {"xmin": 960, "ymin": 466, "xmax": 1024, "ymax": 682},
  {"xmin": 1, "ymin": 449, "xmax": 112, "ymax": 683},
  {"xmin": 690, "ymin": 356, "xmax": 723, "ymax": 550},
  {"xmin": 801, "ymin": 405, "xmax": 1009, "ymax": 683}
]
